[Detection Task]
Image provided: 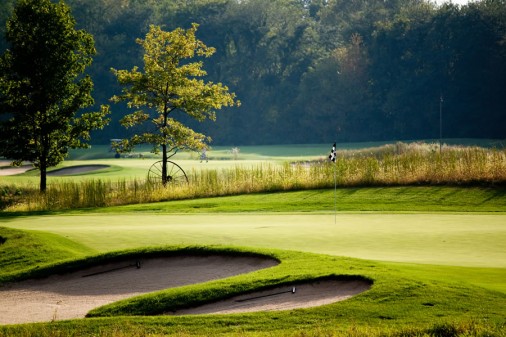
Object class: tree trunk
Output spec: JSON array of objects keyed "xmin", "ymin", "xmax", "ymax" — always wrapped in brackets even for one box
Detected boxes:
[
  {"xmin": 39, "ymin": 135, "xmax": 48, "ymax": 192},
  {"xmin": 161, "ymin": 101, "xmax": 169, "ymax": 187},
  {"xmin": 161, "ymin": 144, "xmax": 167, "ymax": 186},
  {"xmin": 40, "ymin": 165, "xmax": 47, "ymax": 192}
]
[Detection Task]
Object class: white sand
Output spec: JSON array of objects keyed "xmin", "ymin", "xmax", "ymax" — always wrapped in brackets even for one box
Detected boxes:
[
  {"xmin": 0, "ymin": 164, "xmax": 33, "ymax": 176},
  {"xmin": 0, "ymin": 255, "xmax": 277, "ymax": 324},
  {"xmin": 0, "ymin": 164, "xmax": 108, "ymax": 176},
  {"xmin": 0, "ymin": 256, "xmax": 370, "ymax": 325},
  {"xmin": 46, "ymin": 165, "xmax": 109, "ymax": 176},
  {"xmin": 171, "ymin": 279, "xmax": 371, "ymax": 316}
]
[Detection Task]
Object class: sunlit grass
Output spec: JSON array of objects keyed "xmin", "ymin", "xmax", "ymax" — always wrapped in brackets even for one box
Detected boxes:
[{"xmin": 0, "ymin": 234, "xmax": 505, "ymax": 336}]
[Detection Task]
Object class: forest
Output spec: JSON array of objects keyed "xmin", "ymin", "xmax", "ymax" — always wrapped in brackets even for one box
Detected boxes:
[{"xmin": 1, "ymin": 0, "xmax": 505, "ymax": 145}]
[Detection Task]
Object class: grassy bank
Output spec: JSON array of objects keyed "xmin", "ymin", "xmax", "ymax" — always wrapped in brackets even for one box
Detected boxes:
[
  {"xmin": 91, "ymin": 186, "xmax": 506, "ymax": 214},
  {"xmin": 2, "ymin": 186, "xmax": 506, "ymax": 215},
  {"xmin": 0, "ymin": 227, "xmax": 95, "ymax": 279}
]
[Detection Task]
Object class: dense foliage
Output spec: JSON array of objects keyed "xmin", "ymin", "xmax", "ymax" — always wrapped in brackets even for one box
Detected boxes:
[{"xmin": 1, "ymin": 0, "xmax": 505, "ymax": 145}]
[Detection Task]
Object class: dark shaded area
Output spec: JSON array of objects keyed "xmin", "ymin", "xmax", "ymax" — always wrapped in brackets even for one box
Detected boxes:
[{"xmin": 1, "ymin": 0, "xmax": 505, "ymax": 145}]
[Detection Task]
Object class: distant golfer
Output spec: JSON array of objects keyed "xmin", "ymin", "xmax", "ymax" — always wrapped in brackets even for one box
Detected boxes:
[{"xmin": 200, "ymin": 148, "xmax": 208, "ymax": 163}]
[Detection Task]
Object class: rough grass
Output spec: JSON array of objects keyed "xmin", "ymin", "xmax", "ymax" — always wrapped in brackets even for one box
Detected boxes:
[
  {"xmin": 5, "ymin": 185, "xmax": 506, "ymax": 215},
  {"xmin": 2, "ymin": 320, "xmax": 504, "ymax": 337},
  {"xmin": 2, "ymin": 143, "xmax": 506, "ymax": 212}
]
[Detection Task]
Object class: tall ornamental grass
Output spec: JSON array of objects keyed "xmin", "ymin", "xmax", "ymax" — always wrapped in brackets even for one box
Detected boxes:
[{"xmin": 3, "ymin": 143, "xmax": 505, "ymax": 212}]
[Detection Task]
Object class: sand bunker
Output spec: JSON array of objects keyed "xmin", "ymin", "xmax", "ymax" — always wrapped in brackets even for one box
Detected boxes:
[
  {"xmin": 47, "ymin": 165, "xmax": 109, "ymax": 176},
  {"xmin": 171, "ymin": 278, "xmax": 371, "ymax": 316},
  {"xmin": 0, "ymin": 164, "xmax": 33, "ymax": 176},
  {"xmin": 0, "ymin": 255, "xmax": 370, "ymax": 325},
  {"xmin": 0, "ymin": 164, "xmax": 108, "ymax": 176},
  {"xmin": 0, "ymin": 255, "xmax": 277, "ymax": 324}
]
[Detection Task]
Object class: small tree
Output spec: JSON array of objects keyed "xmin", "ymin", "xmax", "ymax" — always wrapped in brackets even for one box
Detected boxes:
[
  {"xmin": 111, "ymin": 24, "xmax": 239, "ymax": 185},
  {"xmin": 0, "ymin": 0, "xmax": 110, "ymax": 192}
]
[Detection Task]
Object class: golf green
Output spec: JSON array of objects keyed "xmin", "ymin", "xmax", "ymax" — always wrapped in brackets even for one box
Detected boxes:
[{"xmin": 3, "ymin": 213, "xmax": 504, "ymax": 268}]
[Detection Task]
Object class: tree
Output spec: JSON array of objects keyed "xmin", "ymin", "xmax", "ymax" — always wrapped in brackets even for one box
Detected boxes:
[
  {"xmin": 0, "ymin": 0, "xmax": 110, "ymax": 192},
  {"xmin": 0, "ymin": 0, "xmax": 15, "ymax": 53},
  {"xmin": 111, "ymin": 24, "xmax": 239, "ymax": 185}
]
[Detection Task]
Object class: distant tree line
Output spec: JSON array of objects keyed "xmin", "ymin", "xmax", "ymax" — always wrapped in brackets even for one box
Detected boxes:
[{"xmin": 1, "ymin": 0, "xmax": 505, "ymax": 145}]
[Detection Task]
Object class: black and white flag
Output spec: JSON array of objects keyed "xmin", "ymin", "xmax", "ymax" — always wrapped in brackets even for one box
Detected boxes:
[{"xmin": 329, "ymin": 143, "xmax": 336, "ymax": 162}]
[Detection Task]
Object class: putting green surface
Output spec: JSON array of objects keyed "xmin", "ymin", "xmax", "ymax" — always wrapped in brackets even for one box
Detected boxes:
[{"xmin": 3, "ymin": 213, "xmax": 505, "ymax": 268}]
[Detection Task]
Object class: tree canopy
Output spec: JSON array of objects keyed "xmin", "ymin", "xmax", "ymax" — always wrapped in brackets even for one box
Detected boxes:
[
  {"xmin": 0, "ymin": 0, "xmax": 110, "ymax": 191},
  {"xmin": 1, "ymin": 0, "xmax": 504, "ymax": 145}
]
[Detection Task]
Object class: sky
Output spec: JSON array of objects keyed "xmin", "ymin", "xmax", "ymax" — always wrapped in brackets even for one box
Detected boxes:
[{"xmin": 433, "ymin": 0, "xmax": 473, "ymax": 5}]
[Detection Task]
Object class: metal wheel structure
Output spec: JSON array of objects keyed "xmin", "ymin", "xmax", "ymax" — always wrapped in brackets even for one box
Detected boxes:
[{"xmin": 147, "ymin": 160, "xmax": 188, "ymax": 186}]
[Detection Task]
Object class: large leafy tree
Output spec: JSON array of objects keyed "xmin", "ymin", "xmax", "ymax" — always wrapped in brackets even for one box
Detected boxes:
[
  {"xmin": 111, "ymin": 24, "xmax": 239, "ymax": 185},
  {"xmin": 0, "ymin": 0, "xmax": 110, "ymax": 192}
]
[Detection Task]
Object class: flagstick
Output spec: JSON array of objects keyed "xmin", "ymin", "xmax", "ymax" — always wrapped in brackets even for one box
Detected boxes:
[{"xmin": 334, "ymin": 143, "xmax": 337, "ymax": 225}]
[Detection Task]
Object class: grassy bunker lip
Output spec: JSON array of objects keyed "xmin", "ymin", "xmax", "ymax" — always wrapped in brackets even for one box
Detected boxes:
[
  {"xmin": 0, "ymin": 246, "xmax": 280, "ymax": 284},
  {"xmin": 85, "ymin": 249, "xmax": 377, "ymax": 319}
]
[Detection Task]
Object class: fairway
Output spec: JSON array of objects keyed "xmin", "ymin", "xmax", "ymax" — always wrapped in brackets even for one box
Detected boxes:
[{"xmin": 3, "ymin": 212, "xmax": 505, "ymax": 268}]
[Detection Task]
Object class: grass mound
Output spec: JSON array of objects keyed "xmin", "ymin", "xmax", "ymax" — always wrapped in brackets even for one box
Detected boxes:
[{"xmin": 0, "ymin": 227, "xmax": 95, "ymax": 282}]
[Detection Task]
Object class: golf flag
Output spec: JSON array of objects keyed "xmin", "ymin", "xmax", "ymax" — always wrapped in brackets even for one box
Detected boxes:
[
  {"xmin": 329, "ymin": 143, "xmax": 336, "ymax": 162},
  {"xmin": 329, "ymin": 142, "xmax": 337, "ymax": 224}
]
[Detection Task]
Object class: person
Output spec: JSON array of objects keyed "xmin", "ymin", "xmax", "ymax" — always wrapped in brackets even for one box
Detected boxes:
[{"xmin": 200, "ymin": 148, "xmax": 208, "ymax": 163}]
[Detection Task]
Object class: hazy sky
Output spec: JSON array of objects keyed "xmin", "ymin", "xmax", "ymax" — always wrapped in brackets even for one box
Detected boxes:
[{"xmin": 433, "ymin": 0, "xmax": 473, "ymax": 5}]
